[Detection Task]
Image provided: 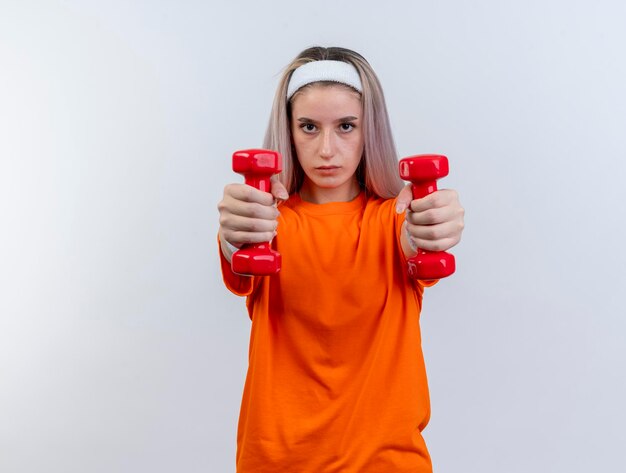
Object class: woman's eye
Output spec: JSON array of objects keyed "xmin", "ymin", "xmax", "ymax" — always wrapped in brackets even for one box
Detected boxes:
[
  {"xmin": 340, "ymin": 123, "xmax": 354, "ymax": 132},
  {"xmin": 301, "ymin": 123, "xmax": 316, "ymax": 133}
]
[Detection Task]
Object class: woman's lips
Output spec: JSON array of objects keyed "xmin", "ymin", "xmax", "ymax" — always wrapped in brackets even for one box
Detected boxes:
[{"xmin": 315, "ymin": 166, "xmax": 340, "ymax": 175}]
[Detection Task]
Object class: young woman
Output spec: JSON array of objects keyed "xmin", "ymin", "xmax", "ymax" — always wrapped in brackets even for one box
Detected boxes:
[{"xmin": 218, "ymin": 46, "xmax": 464, "ymax": 472}]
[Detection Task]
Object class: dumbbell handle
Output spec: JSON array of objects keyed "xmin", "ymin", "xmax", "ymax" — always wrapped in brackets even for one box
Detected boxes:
[
  {"xmin": 243, "ymin": 175, "xmax": 272, "ymax": 193},
  {"xmin": 411, "ymin": 180, "xmax": 438, "ymax": 200},
  {"xmin": 410, "ymin": 175, "xmax": 439, "ymax": 260}
]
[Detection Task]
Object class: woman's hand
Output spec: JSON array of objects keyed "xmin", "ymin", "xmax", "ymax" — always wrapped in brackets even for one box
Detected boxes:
[
  {"xmin": 217, "ymin": 178, "xmax": 289, "ymax": 262},
  {"xmin": 396, "ymin": 185, "xmax": 465, "ymax": 256}
]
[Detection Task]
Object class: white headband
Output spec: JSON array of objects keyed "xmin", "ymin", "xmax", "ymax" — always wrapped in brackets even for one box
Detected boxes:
[{"xmin": 286, "ymin": 60, "xmax": 363, "ymax": 99}]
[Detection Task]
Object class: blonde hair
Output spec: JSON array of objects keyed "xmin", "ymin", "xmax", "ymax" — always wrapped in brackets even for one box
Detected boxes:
[{"xmin": 263, "ymin": 46, "xmax": 404, "ymax": 199}]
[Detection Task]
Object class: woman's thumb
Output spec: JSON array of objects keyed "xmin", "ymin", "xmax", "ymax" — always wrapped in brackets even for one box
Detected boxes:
[
  {"xmin": 395, "ymin": 183, "xmax": 413, "ymax": 213},
  {"xmin": 271, "ymin": 176, "xmax": 290, "ymax": 201}
]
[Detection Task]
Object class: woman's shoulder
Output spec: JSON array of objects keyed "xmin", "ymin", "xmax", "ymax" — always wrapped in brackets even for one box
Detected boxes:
[
  {"xmin": 361, "ymin": 193, "xmax": 406, "ymax": 234},
  {"xmin": 364, "ymin": 192, "xmax": 398, "ymax": 213}
]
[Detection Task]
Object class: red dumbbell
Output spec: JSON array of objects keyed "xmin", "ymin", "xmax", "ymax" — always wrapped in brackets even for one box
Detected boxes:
[
  {"xmin": 399, "ymin": 154, "xmax": 456, "ymax": 280},
  {"xmin": 231, "ymin": 149, "xmax": 282, "ymax": 276}
]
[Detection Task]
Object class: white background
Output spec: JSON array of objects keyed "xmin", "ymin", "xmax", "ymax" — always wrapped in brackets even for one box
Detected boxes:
[{"xmin": 1, "ymin": 1, "xmax": 625, "ymax": 471}]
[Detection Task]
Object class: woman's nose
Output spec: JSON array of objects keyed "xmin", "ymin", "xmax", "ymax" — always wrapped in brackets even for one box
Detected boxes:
[{"xmin": 319, "ymin": 130, "xmax": 334, "ymax": 158}]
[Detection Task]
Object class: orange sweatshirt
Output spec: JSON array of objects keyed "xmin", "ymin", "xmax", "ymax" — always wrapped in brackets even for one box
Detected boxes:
[{"xmin": 220, "ymin": 192, "xmax": 435, "ymax": 473}]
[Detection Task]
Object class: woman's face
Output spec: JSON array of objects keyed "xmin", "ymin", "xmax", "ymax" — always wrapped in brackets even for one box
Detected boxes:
[{"xmin": 290, "ymin": 83, "xmax": 364, "ymax": 204}]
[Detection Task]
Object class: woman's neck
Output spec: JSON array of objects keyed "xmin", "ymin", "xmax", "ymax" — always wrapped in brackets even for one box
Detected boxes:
[{"xmin": 299, "ymin": 179, "xmax": 361, "ymax": 204}]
